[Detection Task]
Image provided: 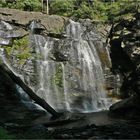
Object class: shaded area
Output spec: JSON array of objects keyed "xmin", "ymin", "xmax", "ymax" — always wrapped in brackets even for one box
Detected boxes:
[
  {"xmin": 5, "ymin": 111, "xmax": 140, "ymax": 139},
  {"xmin": 0, "ymin": 63, "xmax": 60, "ymax": 117},
  {"xmin": 108, "ymin": 11, "xmax": 140, "ymax": 119}
]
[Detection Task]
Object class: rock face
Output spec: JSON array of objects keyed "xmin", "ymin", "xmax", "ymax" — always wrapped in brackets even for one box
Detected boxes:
[
  {"xmin": 109, "ymin": 11, "xmax": 140, "ymax": 117},
  {"xmin": 109, "ymin": 95, "xmax": 140, "ymax": 118},
  {"xmin": 29, "ymin": 18, "xmax": 113, "ymax": 112},
  {"xmin": 0, "ymin": 8, "xmax": 67, "ymax": 34},
  {"xmin": 0, "ymin": 8, "xmax": 115, "ymax": 113},
  {"xmin": 0, "ymin": 8, "xmax": 68, "ymax": 87},
  {"xmin": 0, "ymin": 9, "xmax": 68, "ymax": 126}
]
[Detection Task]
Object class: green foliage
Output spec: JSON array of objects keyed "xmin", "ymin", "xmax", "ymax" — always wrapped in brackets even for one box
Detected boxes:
[
  {"xmin": 50, "ymin": 0, "xmax": 75, "ymax": 16},
  {"xmin": 99, "ymin": 0, "xmax": 138, "ymax": 21},
  {"xmin": 0, "ymin": 127, "xmax": 15, "ymax": 139},
  {"xmin": 0, "ymin": 0, "xmax": 139, "ymax": 22},
  {"xmin": 3, "ymin": 36, "xmax": 31, "ymax": 64},
  {"xmin": 10, "ymin": 37, "xmax": 30, "ymax": 58},
  {"xmin": 0, "ymin": 0, "xmax": 41, "ymax": 11},
  {"xmin": 73, "ymin": 2, "xmax": 94, "ymax": 19},
  {"xmin": 54, "ymin": 64, "xmax": 63, "ymax": 87},
  {"xmin": 50, "ymin": 0, "xmax": 139, "ymax": 22},
  {"xmin": 0, "ymin": 1, "xmax": 7, "ymax": 7},
  {"xmin": 49, "ymin": 0, "xmax": 115, "ymax": 21}
]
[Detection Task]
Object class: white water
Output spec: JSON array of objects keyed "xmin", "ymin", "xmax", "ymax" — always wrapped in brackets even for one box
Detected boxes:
[
  {"xmin": 0, "ymin": 20, "xmax": 44, "ymax": 111},
  {"xmin": 30, "ymin": 20, "xmax": 113, "ymax": 112}
]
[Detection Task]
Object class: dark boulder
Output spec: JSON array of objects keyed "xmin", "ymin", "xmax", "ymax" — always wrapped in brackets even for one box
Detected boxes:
[{"xmin": 109, "ymin": 95, "xmax": 140, "ymax": 118}]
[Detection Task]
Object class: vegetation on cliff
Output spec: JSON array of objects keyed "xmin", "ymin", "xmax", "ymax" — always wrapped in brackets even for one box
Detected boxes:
[
  {"xmin": 0, "ymin": 0, "xmax": 41, "ymax": 11},
  {"xmin": 2, "ymin": 36, "xmax": 31, "ymax": 65},
  {"xmin": 0, "ymin": 0, "xmax": 139, "ymax": 22}
]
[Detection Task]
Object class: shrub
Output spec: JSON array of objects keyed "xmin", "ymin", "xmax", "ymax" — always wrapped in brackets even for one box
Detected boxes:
[
  {"xmin": 73, "ymin": 2, "xmax": 94, "ymax": 19},
  {"xmin": 50, "ymin": 0, "xmax": 75, "ymax": 16},
  {"xmin": 2, "ymin": 36, "xmax": 31, "ymax": 65},
  {"xmin": 0, "ymin": 0, "xmax": 41, "ymax": 11}
]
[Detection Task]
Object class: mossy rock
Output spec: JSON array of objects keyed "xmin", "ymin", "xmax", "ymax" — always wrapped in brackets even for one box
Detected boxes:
[
  {"xmin": 54, "ymin": 63, "xmax": 63, "ymax": 88},
  {"xmin": 1, "ymin": 36, "xmax": 32, "ymax": 65}
]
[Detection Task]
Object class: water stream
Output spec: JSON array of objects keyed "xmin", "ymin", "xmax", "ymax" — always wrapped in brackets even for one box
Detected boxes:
[
  {"xmin": 0, "ymin": 19, "xmax": 116, "ymax": 113},
  {"xmin": 30, "ymin": 19, "xmax": 113, "ymax": 112}
]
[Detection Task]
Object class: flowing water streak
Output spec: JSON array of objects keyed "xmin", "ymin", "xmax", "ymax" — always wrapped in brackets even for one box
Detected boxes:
[
  {"xmin": 31, "ymin": 34, "xmax": 62, "ymax": 109},
  {"xmin": 65, "ymin": 20, "xmax": 109, "ymax": 111},
  {"xmin": 61, "ymin": 62, "xmax": 71, "ymax": 111}
]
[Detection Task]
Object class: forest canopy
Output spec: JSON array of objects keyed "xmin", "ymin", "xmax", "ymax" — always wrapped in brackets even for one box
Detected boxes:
[{"xmin": 0, "ymin": 0, "xmax": 139, "ymax": 22}]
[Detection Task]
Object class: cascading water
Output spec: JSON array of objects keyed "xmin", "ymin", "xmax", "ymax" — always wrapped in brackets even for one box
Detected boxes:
[
  {"xmin": 30, "ymin": 19, "xmax": 113, "ymax": 112},
  {"xmin": 0, "ymin": 20, "xmax": 44, "ymax": 112}
]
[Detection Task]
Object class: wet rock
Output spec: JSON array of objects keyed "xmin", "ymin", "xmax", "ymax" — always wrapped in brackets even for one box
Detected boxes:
[
  {"xmin": 109, "ymin": 95, "xmax": 140, "ymax": 118},
  {"xmin": 0, "ymin": 38, "xmax": 11, "ymax": 45},
  {"xmin": 108, "ymin": 11, "xmax": 140, "ymax": 99},
  {"xmin": 52, "ymin": 50, "xmax": 69, "ymax": 62},
  {"xmin": 28, "ymin": 124, "xmax": 48, "ymax": 133},
  {"xmin": 0, "ymin": 29, "xmax": 27, "ymax": 39}
]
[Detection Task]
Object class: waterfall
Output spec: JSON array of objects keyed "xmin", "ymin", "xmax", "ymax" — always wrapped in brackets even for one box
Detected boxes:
[
  {"xmin": 0, "ymin": 20, "xmax": 45, "ymax": 112},
  {"xmin": 30, "ymin": 19, "xmax": 112, "ymax": 112}
]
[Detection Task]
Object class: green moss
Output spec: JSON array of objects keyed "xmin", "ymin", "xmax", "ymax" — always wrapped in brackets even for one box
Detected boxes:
[
  {"xmin": 0, "ymin": 127, "xmax": 15, "ymax": 139},
  {"xmin": 54, "ymin": 64, "xmax": 63, "ymax": 88},
  {"xmin": 54, "ymin": 26, "xmax": 64, "ymax": 35},
  {"xmin": 2, "ymin": 36, "xmax": 31, "ymax": 65}
]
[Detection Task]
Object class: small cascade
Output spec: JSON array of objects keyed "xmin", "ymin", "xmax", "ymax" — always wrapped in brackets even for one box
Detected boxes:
[
  {"xmin": 30, "ymin": 19, "xmax": 113, "ymax": 112},
  {"xmin": 30, "ymin": 34, "xmax": 66, "ymax": 110},
  {"xmin": 65, "ymin": 20, "xmax": 109, "ymax": 112},
  {"xmin": 61, "ymin": 62, "xmax": 71, "ymax": 111}
]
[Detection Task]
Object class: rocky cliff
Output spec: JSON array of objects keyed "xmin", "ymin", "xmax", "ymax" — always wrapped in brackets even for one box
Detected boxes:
[
  {"xmin": 109, "ymin": 11, "xmax": 140, "ymax": 118},
  {"xmin": 0, "ymin": 8, "xmax": 67, "ymax": 126}
]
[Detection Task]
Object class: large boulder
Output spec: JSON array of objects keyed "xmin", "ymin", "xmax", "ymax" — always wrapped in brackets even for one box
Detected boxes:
[
  {"xmin": 0, "ymin": 8, "xmax": 67, "ymax": 34},
  {"xmin": 109, "ymin": 95, "xmax": 140, "ymax": 118}
]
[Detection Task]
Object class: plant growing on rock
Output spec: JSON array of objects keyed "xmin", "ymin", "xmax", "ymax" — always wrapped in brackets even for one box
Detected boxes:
[
  {"xmin": 2, "ymin": 36, "xmax": 32, "ymax": 65},
  {"xmin": 54, "ymin": 64, "xmax": 63, "ymax": 88},
  {"xmin": 50, "ymin": 0, "xmax": 75, "ymax": 16}
]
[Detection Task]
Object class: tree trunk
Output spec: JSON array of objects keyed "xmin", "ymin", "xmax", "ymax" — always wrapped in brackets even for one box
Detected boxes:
[
  {"xmin": 0, "ymin": 63, "xmax": 60, "ymax": 117},
  {"xmin": 46, "ymin": 0, "xmax": 49, "ymax": 15},
  {"xmin": 41, "ymin": 0, "xmax": 44, "ymax": 12}
]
